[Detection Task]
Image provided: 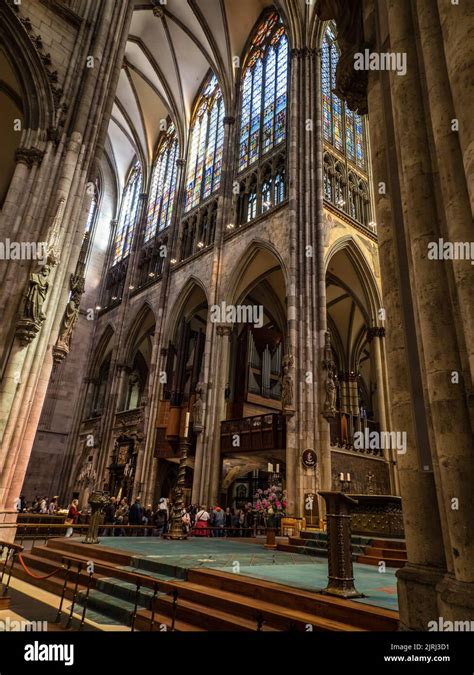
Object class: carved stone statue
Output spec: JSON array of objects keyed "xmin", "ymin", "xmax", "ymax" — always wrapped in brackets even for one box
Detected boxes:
[
  {"xmin": 16, "ymin": 264, "xmax": 53, "ymax": 344},
  {"xmin": 192, "ymin": 384, "xmax": 205, "ymax": 431},
  {"xmin": 53, "ymin": 273, "xmax": 85, "ymax": 361},
  {"xmin": 281, "ymin": 352, "xmax": 294, "ymax": 412},
  {"xmin": 324, "ymin": 369, "xmax": 337, "ymax": 418},
  {"xmin": 23, "ymin": 264, "xmax": 51, "ymax": 323},
  {"xmin": 322, "ymin": 331, "xmax": 337, "ymax": 419}
]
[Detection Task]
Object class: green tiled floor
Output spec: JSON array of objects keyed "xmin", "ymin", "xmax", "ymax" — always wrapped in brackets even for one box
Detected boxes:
[{"xmin": 97, "ymin": 537, "xmax": 398, "ymax": 611}]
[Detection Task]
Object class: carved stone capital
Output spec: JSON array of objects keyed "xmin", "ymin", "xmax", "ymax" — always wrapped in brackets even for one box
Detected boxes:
[
  {"xmin": 15, "ymin": 147, "xmax": 45, "ymax": 167},
  {"xmin": 366, "ymin": 326, "xmax": 386, "ymax": 342},
  {"xmin": 16, "ymin": 319, "xmax": 42, "ymax": 346},
  {"xmin": 151, "ymin": 1, "xmax": 165, "ymax": 18},
  {"xmin": 223, "ymin": 116, "xmax": 235, "ymax": 125},
  {"xmin": 216, "ymin": 323, "xmax": 233, "ymax": 337},
  {"xmin": 176, "ymin": 158, "xmax": 186, "ymax": 168}
]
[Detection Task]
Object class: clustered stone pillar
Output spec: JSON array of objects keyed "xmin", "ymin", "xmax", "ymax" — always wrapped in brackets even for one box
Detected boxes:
[
  {"xmin": 362, "ymin": 0, "xmax": 474, "ymax": 627},
  {"xmin": 0, "ymin": 0, "xmax": 136, "ymax": 541}
]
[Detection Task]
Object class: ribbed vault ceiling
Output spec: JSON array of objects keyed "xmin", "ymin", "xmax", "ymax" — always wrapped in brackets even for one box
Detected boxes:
[{"xmin": 106, "ymin": 0, "xmax": 323, "ymax": 191}]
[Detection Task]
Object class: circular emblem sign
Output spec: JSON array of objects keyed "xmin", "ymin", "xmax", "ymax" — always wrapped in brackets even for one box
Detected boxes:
[{"xmin": 302, "ymin": 449, "xmax": 317, "ymax": 468}]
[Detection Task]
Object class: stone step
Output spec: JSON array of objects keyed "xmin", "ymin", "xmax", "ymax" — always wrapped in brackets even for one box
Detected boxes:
[
  {"xmin": 133, "ymin": 607, "xmax": 206, "ymax": 632},
  {"xmin": 129, "ymin": 556, "xmax": 188, "ymax": 580},
  {"xmin": 277, "ymin": 543, "xmax": 328, "ymax": 557},
  {"xmin": 186, "ymin": 568, "xmax": 398, "ymax": 631},
  {"xmin": 94, "ymin": 578, "xmax": 156, "ymax": 607},
  {"xmin": 364, "ymin": 547, "xmax": 407, "ymax": 560},
  {"xmin": 370, "ymin": 538, "xmax": 406, "ymax": 550},
  {"xmin": 152, "ymin": 592, "xmax": 280, "ymax": 631},
  {"xmin": 156, "ymin": 580, "xmax": 364, "ymax": 632},
  {"xmin": 78, "ymin": 590, "xmax": 136, "ymax": 627}
]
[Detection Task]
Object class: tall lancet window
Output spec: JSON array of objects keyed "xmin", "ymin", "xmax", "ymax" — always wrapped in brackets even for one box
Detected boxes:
[
  {"xmin": 145, "ymin": 124, "xmax": 179, "ymax": 241},
  {"xmin": 322, "ymin": 23, "xmax": 370, "ymax": 226},
  {"xmin": 113, "ymin": 161, "xmax": 142, "ymax": 264},
  {"xmin": 184, "ymin": 73, "xmax": 225, "ymax": 212},
  {"xmin": 322, "ymin": 23, "xmax": 367, "ymax": 169},
  {"xmin": 239, "ymin": 11, "xmax": 289, "ymax": 172}
]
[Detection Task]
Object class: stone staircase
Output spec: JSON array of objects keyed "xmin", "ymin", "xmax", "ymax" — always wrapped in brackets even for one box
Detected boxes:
[
  {"xmin": 277, "ymin": 530, "xmax": 407, "ymax": 568},
  {"xmin": 11, "ymin": 537, "xmax": 399, "ymax": 631}
]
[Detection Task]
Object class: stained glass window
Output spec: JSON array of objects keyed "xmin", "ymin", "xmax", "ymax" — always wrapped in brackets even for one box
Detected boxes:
[
  {"xmin": 113, "ymin": 162, "xmax": 142, "ymax": 264},
  {"xmin": 247, "ymin": 190, "xmax": 257, "ymax": 222},
  {"xmin": 274, "ymin": 170, "xmax": 285, "ymax": 205},
  {"xmin": 84, "ymin": 196, "xmax": 97, "ymax": 233},
  {"xmin": 355, "ymin": 114, "xmax": 365, "ymax": 169},
  {"xmin": 261, "ymin": 179, "xmax": 272, "ymax": 213},
  {"xmin": 322, "ymin": 24, "xmax": 366, "ymax": 167},
  {"xmin": 239, "ymin": 12, "xmax": 289, "ymax": 172},
  {"xmin": 145, "ymin": 124, "xmax": 179, "ymax": 242},
  {"xmin": 184, "ymin": 74, "xmax": 224, "ymax": 212}
]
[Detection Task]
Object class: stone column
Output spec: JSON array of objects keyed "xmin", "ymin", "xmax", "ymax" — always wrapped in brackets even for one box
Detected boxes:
[
  {"xmin": 206, "ymin": 325, "xmax": 233, "ymax": 506},
  {"xmin": 358, "ymin": 0, "xmax": 445, "ymax": 630},
  {"xmin": 414, "ymin": 0, "xmax": 474, "ymax": 403},
  {"xmin": 387, "ymin": 0, "xmax": 474, "ymax": 610},
  {"xmin": 436, "ymin": 0, "xmax": 474, "ymax": 212}
]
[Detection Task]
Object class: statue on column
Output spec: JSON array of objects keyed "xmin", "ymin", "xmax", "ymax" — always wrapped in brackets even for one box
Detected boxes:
[
  {"xmin": 53, "ymin": 273, "xmax": 85, "ymax": 362},
  {"xmin": 16, "ymin": 198, "xmax": 64, "ymax": 345},
  {"xmin": 16, "ymin": 264, "xmax": 53, "ymax": 345},
  {"xmin": 281, "ymin": 352, "xmax": 295, "ymax": 415},
  {"xmin": 322, "ymin": 331, "xmax": 337, "ymax": 419},
  {"xmin": 324, "ymin": 369, "xmax": 337, "ymax": 418},
  {"xmin": 192, "ymin": 383, "xmax": 205, "ymax": 432}
]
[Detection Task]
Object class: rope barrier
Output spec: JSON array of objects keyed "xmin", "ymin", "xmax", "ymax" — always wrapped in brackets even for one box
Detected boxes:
[{"xmin": 18, "ymin": 552, "xmax": 64, "ymax": 580}]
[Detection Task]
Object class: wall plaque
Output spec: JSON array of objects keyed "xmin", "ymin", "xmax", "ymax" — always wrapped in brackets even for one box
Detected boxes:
[{"xmin": 302, "ymin": 449, "xmax": 317, "ymax": 468}]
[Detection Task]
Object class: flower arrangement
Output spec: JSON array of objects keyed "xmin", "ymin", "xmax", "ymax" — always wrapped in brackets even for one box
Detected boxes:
[{"xmin": 254, "ymin": 485, "xmax": 287, "ymax": 516}]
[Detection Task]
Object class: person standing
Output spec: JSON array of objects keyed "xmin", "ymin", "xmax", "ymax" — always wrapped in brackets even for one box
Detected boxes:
[
  {"xmin": 128, "ymin": 498, "xmax": 143, "ymax": 535},
  {"xmin": 212, "ymin": 506, "xmax": 225, "ymax": 537},
  {"xmin": 115, "ymin": 497, "xmax": 129, "ymax": 536},
  {"xmin": 224, "ymin": 507, "xmax": 232, "ymax": 536},
  {"xmin": 154, "ymin": 498, "xmax": 168, "ymax": 536},
  {"xmin": 48, "ymin": 497, "xmax": 58, "ymax": 515},
  {"xmin": 193, "ymin": 505, "xmax": 210, "ymax": 536},
  {"xmin": 103, "ymin": 496, "xmax": 116, "ymax": 536},
  {"xmin": 65, "ymin": 499, "xmax": 80, "ymax": 537},
  {"xmin": 181, "ymin": 508, "xmax": 191, "ymax": 535},
  {"xmin": 143, "ymin": 504, "xmax": 154, "ymax": 536}
]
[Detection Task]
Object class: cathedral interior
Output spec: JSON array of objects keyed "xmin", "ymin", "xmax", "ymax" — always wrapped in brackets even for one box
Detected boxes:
[{"xmin": 0, "ymin": 0, "xmax": 472, "ymax": 653}]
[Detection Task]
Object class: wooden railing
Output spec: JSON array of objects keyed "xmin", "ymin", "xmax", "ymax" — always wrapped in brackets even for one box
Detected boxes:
[
  {"xmin": 221, "ymin": 413, "xmax": 285, "ymax": 453},
  {"xmin": 329, "ymin": 412, "xmax": 382, "ymax": 456}
]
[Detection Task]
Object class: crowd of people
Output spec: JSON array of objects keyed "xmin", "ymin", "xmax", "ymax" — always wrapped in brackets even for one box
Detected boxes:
[
  {"xmin": 14, "ymin": 495, "xmax": 59, "ymax": 514},
  {"xmin": 98, "ymin": 499, "xmax": 257, "ymax": 538},
  {"xmin": 15, "ymin": 493, "xmax": 261, "ymax": 538}
]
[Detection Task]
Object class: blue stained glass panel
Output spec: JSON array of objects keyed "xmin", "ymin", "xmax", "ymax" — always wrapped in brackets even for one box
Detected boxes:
[
  {"xmin": 113, "ymin": 162, "xmax": 142, "ymax": 264},
  {"xmin": 345, "ymin": 109, "xmax": 355, "ymax": 160},
  {"xmin": 355, "ymin": 114, "xmax": 365, "ymax": 168}
]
